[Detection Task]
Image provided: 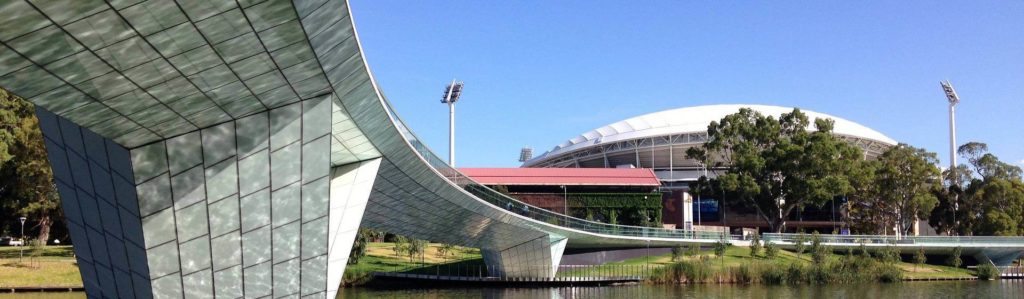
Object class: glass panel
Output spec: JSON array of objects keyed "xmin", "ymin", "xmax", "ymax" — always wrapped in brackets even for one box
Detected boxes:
[
  {"xmin": 28, "ymin": 0, "xmax": 106, "ymax": 25},
  {"xmin": 104, "ymin": 89, "xmax": 160, "ymax": 116},
  {"xmin": 123, "ymin": 59, "xmax": 178, "ymax": 89},
  {"xmin": 194, "ymin": 8, "xmax": 251, "ymax": 44},
  {"xmin": 201, "ymin": 122, "xmax": 236, "ymax": 166},
  {"xmin": 229, "ymin": 52, "xmax": 275, "ymax": 80},
  {"xmin": 177, "ymin": 0, "xmax": 236, "ymax": 21},
  {"xmin": 187, "ymin": 64, "xmax": 236, "ymax": 92},
  {"xmin": 150, "ymin": 272, "xmax": 183, "ymax": 299},
  {"xmin": 269, "ymin": 102, "xmax": 301, "ymax": 151},
  {"xmin": 300, "ymin": 255, "xmax": 326, "ymax": 296},
  {"xmin": 214, "ymin": 265, "xmax": 243, "ymax": 299},
  {"xmin": 271, "ymin": 258, "xmax": 299, "ymax": 297},
  {"xmin": 211, "ymin": 231, "xmax": 241, "ymax": 271},
  {"xmin": 270, "ymin": 183, "xmax": 299, "ymax": 227},
  {"xmin": 238, "ymin": 149, "xmax": 269, "ymax": 197},
  {"xmin": 141, "ymin": 207, "xmax": 175, "ymax": 248},
  {"xmin": 179, "ymin": 236, "xmax": 212, "ymax": 274},
  {"xmin": 136, "ymin": 174, "xmax": 172, "ymax": 217},
  {"xmin": 256, "ymin": 20, "xmax": 305, "ymax": 52},
  {"xmin": 170, "ymin": 165, "xmax": 206, "ymax": 209},
  {"xmin": 240, "ymin": 189, "xmax": 270, "ymax": 233},
  {"xmin": 271, "ymin": 220, "xmax": 299, "ymax": 262},
  {"xmin": 0, "ymin": 65, "xmax": 65, "ymax": 98},
  {"xmin": 166, "ymin": 131, "xmax": 202, "ymax": 175},
  {"xmin": 146, "ymin": 22, "xmax": 206, "ymax": 57},
  {"xmin": 6, "ymin": 25, "xmax": 82, "ymax": 65},
  {"xmin": 300, "ymin": 177, "xmax": 328, "ymax": 222},
  {"xmin": 301, "ymin": 137, "xmax": 329, "ymax": 184},
  {"xmin": 212, "ymin": 32, "xmax": 262, "ymax": 63},
  {"xmin": 300, "ymin": 217, "xmax": 326, "ymax": 259},
  {"xmin": 0, "ymin": 0, "xmax": 49, "ymax": 41},
  {"xmin": 204, "ymin": 158, "xmax": 238, "ymax": 201},
  {"xmin": 175, "ymin": 202, "xmax": 209, "ymax": 241},
  {"xmin": 145, "ymin": 241, "xmax": 180, "ymax": 278},
  {"xmin": 208, "ymin": 196, "xmax": 240, "ymax": 238},
  {"xmin": 167, "ymin": 45, "xmax": 222, "ymax": 76},
  {"xmin": 270, "ymin": 146, "xmax": 300, "ymax": 190},
  {"xmin": 182, "ymin": 269, "xmax": 213, "ymax": 299},
  {"xmin": 64, "ymin": 9, "xmax": 135, "ymax": 50},
  {"xmin": 242, "ymin": 260, "xmax": 271, "ymax": 297},
  {"xmin": 235, "ymin": 112, "xmax": 269, "ymax": 158},
  {"xmin": 244, "ymin": 0, "xmax": 296, "ymax": 32},
  {"xmin": 43, "ymin": 51, "xmax": 112, "ymax": 84},
  {"xmin": 241, "ymin": 226, "xmax": 270, "ymax": 267},
  {"xmin": 94, "ymin": 36, "xmax": 161, "ymax": 72},
  {"xmin": 119, "ymin": 0, "xmax": 188, "ymax": 36}
]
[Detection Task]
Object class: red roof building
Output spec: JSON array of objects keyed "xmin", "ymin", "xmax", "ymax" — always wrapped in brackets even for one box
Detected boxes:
[{"xmin": 458, "ymin": 168, "xmax": 661, "ymax": 187}]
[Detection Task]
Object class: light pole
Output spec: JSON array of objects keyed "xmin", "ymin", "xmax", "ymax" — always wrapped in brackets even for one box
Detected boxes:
[
  {"xmin": 941, "ymin": 80, "xmax": 960, "ymax": 235},
  {"xmin": 441, "ymin": 79, "xmax": 464, "ymax": 167},
  {"xmin": 18, "ymin": 216, "xmax": 26, "ymax": 263}
]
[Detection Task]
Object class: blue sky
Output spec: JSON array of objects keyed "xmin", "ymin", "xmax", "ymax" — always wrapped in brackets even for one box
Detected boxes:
[{"xmin": 349, "ymin": 1, "xmax": 1024, "ymax": 168}]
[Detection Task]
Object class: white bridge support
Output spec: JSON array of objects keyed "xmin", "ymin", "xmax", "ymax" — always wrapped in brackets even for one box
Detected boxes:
[{"xmin": 482, "ymin": 236, "xmax": 568, "ymax": 278}]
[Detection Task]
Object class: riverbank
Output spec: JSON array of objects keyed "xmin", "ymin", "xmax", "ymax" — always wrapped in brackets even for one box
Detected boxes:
[{"xmin": 0, "ymin": 246, "xmax": 81, "ymax": 289}]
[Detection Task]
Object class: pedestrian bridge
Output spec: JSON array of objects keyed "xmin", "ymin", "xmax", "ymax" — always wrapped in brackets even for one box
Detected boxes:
[
  {"xmin": 762, "ymin": 233, "xmax": 1024, "ymax": 266},
  {"xmin": 0, "ymin": 0, "xmax": 1021, "ymax": 298}
]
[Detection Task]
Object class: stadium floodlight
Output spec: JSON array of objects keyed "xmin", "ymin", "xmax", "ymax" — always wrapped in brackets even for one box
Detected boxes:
[
  {"xmin": 441, "ymin": 79, "xmax": 464, "ymax": 166},
  {"xmin": 940, "ymin": 80, "xmax": 961, "ymax": 234}
]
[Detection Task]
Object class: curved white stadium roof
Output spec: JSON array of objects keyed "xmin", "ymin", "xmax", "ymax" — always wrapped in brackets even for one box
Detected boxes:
[{"xmin": 532, "ymin": 104, "xmax": 898, "ymax": 163}]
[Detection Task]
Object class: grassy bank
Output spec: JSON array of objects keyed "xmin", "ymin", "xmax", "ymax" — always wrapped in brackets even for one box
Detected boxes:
[
  {"xmin": 342, "ymin": 242, "xmax": 483, "ymax": 286},
  {"xmin": 0, "ymin": 246, "xmax": 81, "ymax": 288},
  {"xmin": 642, "ymin": 245, "xmax": 975, "ymax": 284}
]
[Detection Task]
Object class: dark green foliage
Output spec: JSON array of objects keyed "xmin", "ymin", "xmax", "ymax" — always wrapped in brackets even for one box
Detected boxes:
[
  {"xmin": 0, "ymin": 89, "xmax": 60, "ymax": 243},
  {"xmin": 764, "ymin": 241, "xmax": 778, "ymax": 260},
  {"xmin": 913, "ymin": 247, "xmax": 926, "ymax": 269},
  {"xmin": 859, "ymin": 241, "xmax": 871, "ymax": 259},
  {"xmin": 713, "ymin": 239, "xmax": 727, "ymax": 259},
  {"xmin": 671, "ymin": 246, "xmax": 685, "ymax": 261},
  {"xmin": 687, "ymin": 243, "xmax": 700, "ymax": 257},
  {"xmin": 749, "ymin": 233, "xmax": 762, "ymax": 258},
  {"xmin": 810, "ymin": 232, "xmax": 826, "ymax": 263},
  {"xmin": 686, "ymin": 108, "xmax": 866, "ymax": 232},
  {"xmin": 794, "ymin": 233, "xmax": 808, "ymax": 256},
  {"xmin": 947, "ymin": 246, "xmax": 962, "ymax": 268},
  {"xmin": 760, "ymin": 264, "xmax": 785, "ymax": 284},
  {"xmin": 347, "ymin": 229, "xmax": 369, "ymax": 265},
  {"xmin": 976, "ymin": 262, "xmax": 1001, "ymax": 280}
]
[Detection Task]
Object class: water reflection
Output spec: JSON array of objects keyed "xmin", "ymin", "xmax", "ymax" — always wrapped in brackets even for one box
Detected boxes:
[
  {"xmin": 1, "ymin": 281, "xmax": 1020, "ymax": 299},
  {"xmin": 338, "ymin": 281, "xmax": 1024, "ymax": 299}
]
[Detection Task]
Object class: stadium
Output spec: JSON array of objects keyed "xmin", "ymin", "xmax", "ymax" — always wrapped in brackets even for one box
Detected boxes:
[{"xmin": 520, "ymin": 104, "xmax": 899, "ymax": 231}]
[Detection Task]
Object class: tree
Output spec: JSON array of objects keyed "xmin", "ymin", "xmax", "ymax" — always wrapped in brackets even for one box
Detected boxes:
[
  {"xmin": 0, "ymin": 89, "xmax": 60, "ymax": 243},
  {"xmin": 749, "ymin": 233, "xmax": 761, "ymax": 258},
  {"xmin": 686, "ymin": 108, "xmax": 863, "ymax": 232},
  {"xmin": 671, "ymin": 245, "xmax": 685, "ymax": 261},
  {"xmin": 946, "ymin": 246, "xmax": 962, "ymax": 268},
  {"xmin": 873, "ymin": 144, "xmax": 941, "ymax": 236},
  {"xmin": 913, "ymin": 247, "xmax": 926, "ymax": 271},
  {"xmin": 348, "ymin": 229, "xmax": 370, "ymax": 265},
  {"xmin": 392, "ymin": 235, "xmax": 408, "ymax": 258},
  {"xmin": 764, "ymin": 240, "xmax": 778, "ymax": 259},
  {"xmin": 970, "ymin": 179, "xmax": 1024, "ymax": 236},
  {"xmin": 407, "ymin": 239, "xmax": 427, "ymax": 264},
  {"xmin": 794, "ymin": 233, "xmax": 807, "ymax": 256},
  {"xmin": 810, "ymin": 232, "xmax": 825, "ymax": 263},
  {"xmin": 436, "ymin": 243, "xmax": 456, "ymax": 262}
]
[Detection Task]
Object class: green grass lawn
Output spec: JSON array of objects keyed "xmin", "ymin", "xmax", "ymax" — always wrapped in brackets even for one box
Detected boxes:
[
  {"xmin": 557, "ymin": 245, "xmax": 975, "ymax": 280},
  {"xmin": 0, "ymin": 246, "xmax": 81, "ymax": 287}
]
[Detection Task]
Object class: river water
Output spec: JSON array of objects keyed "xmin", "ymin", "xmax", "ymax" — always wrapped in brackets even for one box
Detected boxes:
[{"xmin": 3, "ymin": 281, "xmax": 1021, "ymax": 299}]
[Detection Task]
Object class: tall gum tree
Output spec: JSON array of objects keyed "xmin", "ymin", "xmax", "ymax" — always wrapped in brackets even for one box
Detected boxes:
[{"xmin": 687, "ymin": 108, "xmax": 862, "ymax": 232}]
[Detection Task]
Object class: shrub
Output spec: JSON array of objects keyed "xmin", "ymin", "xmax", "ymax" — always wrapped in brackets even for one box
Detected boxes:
[
  {"xmin": 749, "ymin": 233, "xmax": 762, "ymax": 258},
  {"xmin": 671, "ymin": 246, "xmax": 686, "ymax": 261},
  {"xmin": 947, "ymin": 246, "xmax": 962, "ymax": 268},
  {"xmin": 913, "ymin": 247, "xmax": 926, "ymax": 270},
  {"xmin": 859, "ymin": 241, "xmax": 871, "ymax": 259},
  {"xmin": 785, "ymin": 263, "xmax": 807, "ymax": 284},
  {"xmin": 976, "ymin": 262, "xmax": 1001, "ymax": 280},
  {"xmin": 877, "ymin": 264, "xmax": 903, "ymax": 283},
  {"xmin": 794, "ymin": 233, "xmax": 808, "ymax": 256},
  {"xmin": 760, "ymin": 264, "xmax": 785, "ymax": 284},
  {"xmin": 733, "ymin": 264, "xmax": 756, "ymax": 284},
  {"xmin": 650, "ymin": 260, "xmax": 714, "ymax": 283},
  {"xmin": 764, "ymin": 241, "xmax": 778, "ymax": 260},
  {"xmin": 713, "ymin": 239, "xmax": 727, "ymax": 259},
  {"xmin": 687, "ymin": 243, "xmax": 701, "ymax": 257}
]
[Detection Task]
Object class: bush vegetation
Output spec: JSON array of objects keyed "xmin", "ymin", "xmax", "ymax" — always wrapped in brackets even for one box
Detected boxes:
[{"xmin": 650, "ymin": 255, "xmax": 904, "ymax": 285}]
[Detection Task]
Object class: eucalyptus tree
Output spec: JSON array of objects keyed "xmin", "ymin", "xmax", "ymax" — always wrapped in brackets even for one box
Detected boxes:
[
  {"xmin": 686, "ymin": 108, "xmax": 863, "ymax": 232},
  {"xmin": 873, "ymin": 144, "xmax": 941, "ymax": 236}
]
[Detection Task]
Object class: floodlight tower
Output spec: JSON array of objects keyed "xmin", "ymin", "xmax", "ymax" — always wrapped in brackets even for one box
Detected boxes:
[
  {"xmin": 441, "ymin": 79, "xmax": 464, "ymax": 167},
  {"xmin": 941, "ymin": 80, "xmax": 960, "ymax": 234}
]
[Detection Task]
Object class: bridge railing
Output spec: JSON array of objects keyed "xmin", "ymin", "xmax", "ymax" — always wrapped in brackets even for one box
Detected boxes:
[
  {"xmin": 763, "ymin": 233, "xmax": 1024, "ymax": 245},
  {"xmin": 380, "ymin": 97, "xmax": 726, "ymax": 241}
]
